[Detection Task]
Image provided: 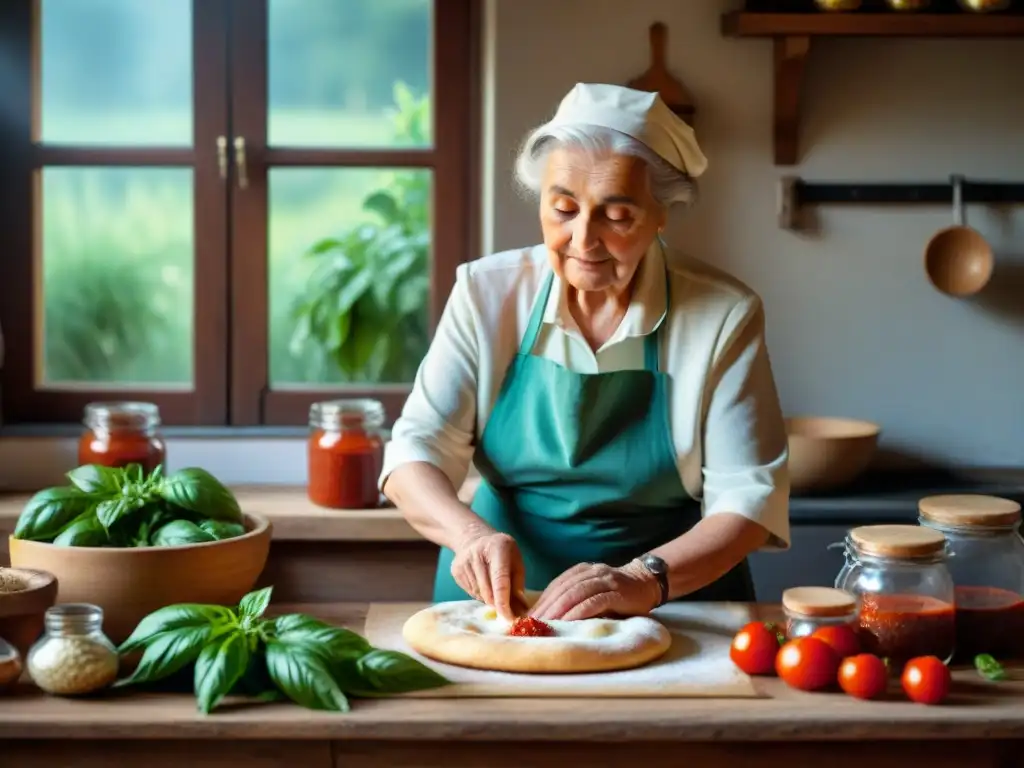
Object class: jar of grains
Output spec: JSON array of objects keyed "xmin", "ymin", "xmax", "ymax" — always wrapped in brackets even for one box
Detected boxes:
[
  {"xmin": 27, "ymin": 604, "xmax": 119, "ymax": 696},
  {"xmin": 918, "ymin": 494, "xmax": 1024, "ymax": 662},
  {"xmin": 834, "ymin": 524, "xmax": 956, "ymax": 667},
  {"xmin": 78, "ymin": 401, "xmax": 166, "ymax": 475},
  {"xmin": 307, "ymin": 399, "xmax": 386, "ymax": 509},
  {"xmin": 782, "ymin": 586, "xmax": 860, "ymax": 639}
]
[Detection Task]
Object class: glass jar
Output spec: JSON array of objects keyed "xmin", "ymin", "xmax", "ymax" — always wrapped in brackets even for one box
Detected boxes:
[
  {"xmin": 782, "ymin": 586, "xmax": 859, "ymax": 639},
  {"xmin": 78, "ymin": 401, "xmax": 166, "ymax": 475},
  {"xmin": 886, "ymin": 0, "xmax": 931, "ymax": 10},
  {"xmin": 27, "ymin": 604, "xmax": 119, "ymax": 696},
  {"xmin": 814, "ymin": 0, "xmax": 861, "ymax": 10},
  {"xmin": 307, "ymin": 399, "xmax": 386, "ymax": 509},
  {"xmin": 834, "ymin": 524, "xmax": 956, "ymax": 666},
  {"xmin": 957, "ymin": 0, "xmax": 1012, "ymax": 11},
  {"xmin": 918, "ymin": 494, "xmax": 1024, "ymax": 661}
]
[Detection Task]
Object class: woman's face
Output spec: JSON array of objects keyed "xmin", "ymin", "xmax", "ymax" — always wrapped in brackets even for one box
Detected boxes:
[{"xmin": 539, "ymin": 147, "xmax": 665, "ymax": 294}]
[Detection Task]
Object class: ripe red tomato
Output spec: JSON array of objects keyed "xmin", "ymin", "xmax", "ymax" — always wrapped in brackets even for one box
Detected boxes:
[
  {"xmin": 775, "ymin": 637, "xmax": 840, "ymax": 691},
  {"xmin": 811, "ymin": 625, "xmax": 861, "ymax": 660},
  {"xmin": 838, "ymin": 654, "xmax": 888, "ymax": 700},
  {"xmin": 730, "ymin": 621, "xmax": 784, "ymax": 675},
  {"xmin": 901, "ymin": 656, "xmax": 951, "ymax": 705}
]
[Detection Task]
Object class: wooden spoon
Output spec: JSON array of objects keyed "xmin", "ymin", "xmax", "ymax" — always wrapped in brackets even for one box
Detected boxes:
[
  {"xmin": 627, "ymin": 22, "xmax": 696, "ymax": 125},
  {"xmin": 923, "ymin": 175, "xmax": 993, "ymax": 297}
]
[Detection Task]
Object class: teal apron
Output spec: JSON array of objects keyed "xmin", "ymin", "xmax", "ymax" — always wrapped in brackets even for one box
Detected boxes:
[{"xmin": 433, "ymin": 264, "xmax": 756, "ymax": 605}]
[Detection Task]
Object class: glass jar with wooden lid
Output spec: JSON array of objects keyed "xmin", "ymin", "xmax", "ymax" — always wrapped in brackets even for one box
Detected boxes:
[
  {"xmin": 918, "ymin": 494, "xmax": 1024, "ymax": 661},
  {"xmin": 834, "ymin": 524, "xmax": 956, "ymax": 666},
  {"xmin": 307, "ymin": 399, "xmax": 386, "ymax": 510},
  {"xmin": 78, "ymin": 401, "xmax": 166, "ymax": 475},
  {"xmin": 782, "ymin": 586, "xmax": 860, "ymax": 640}
]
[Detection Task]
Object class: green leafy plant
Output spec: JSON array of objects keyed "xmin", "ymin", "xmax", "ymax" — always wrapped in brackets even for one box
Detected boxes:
[
  {"xmin": 115, "ymin": 586, "xmax": 449, "ymax": 713},
  {"xmin": 974, "ymin": 653, "xmax": 1008, "ymax": 681},
  {"xmin": 13, "ymin": 463, "xmax": 245, "ymax": 548},
  {"xmin": 288, "ymin": 82, "xmax": 431, "ymax": 383}
]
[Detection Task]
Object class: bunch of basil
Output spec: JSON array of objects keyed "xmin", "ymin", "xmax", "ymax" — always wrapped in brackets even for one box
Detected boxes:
[
  {"xmin": 115, "ymin": 586, "xmax": 449, "ymax": 713},
  {"xmin": 13, "ymin": 463, "xmax": 246, "ymax": 548}
]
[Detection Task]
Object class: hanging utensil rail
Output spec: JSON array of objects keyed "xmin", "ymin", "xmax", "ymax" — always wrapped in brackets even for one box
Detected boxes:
[{"xmin": 777, "ymin": 175, "xmax": 1024, "ymax": 230}]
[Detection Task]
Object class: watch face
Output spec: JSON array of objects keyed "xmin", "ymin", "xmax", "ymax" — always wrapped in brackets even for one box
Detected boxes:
[{"xmin": 642, "ymin": 554, "xmax": 667, "ymax": 575}]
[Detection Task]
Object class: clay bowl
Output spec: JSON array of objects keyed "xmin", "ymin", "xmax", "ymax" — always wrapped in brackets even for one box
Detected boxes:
[
  {"xmin": 8, "ymin": 513, "xmax": 271, "ymax": 645},
  {"xmin": 786, "ymin": 416, "xmax": 881, "ymax": 495},
  {"xmin": 0, "ymin": 567, "xmax": 58, "ymax": 660},
  {"xmin": 923, "ymin": 226, "xmax": 994, "ymax": 297}
]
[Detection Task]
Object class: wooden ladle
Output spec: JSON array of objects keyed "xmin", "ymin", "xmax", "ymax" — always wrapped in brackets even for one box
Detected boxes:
[
  {"xmin": 923, "ymin": 175, "xmax": 993, "ymax": 297},
  {"xmin": 627, "ymin": 22, "xmax": 696, "ymax": 125}
]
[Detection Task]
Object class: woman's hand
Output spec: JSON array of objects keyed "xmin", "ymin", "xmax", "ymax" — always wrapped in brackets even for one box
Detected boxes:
[
  {"xmin": 451, "ymin": 529, "xmax": 528, "ymax": 620},
  {"xmin": 529, "ymin": 560, "xmax": 662, "ymax": 621}
]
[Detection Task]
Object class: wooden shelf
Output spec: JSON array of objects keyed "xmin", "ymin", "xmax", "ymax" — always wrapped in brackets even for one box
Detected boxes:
[
  {"xmin": 721, "ymin": 12, "xmax": 1024, "ymax": 164},
  {"xmin": 722, "ymin": 11, "xmax": 1024, "ymax": 37}
]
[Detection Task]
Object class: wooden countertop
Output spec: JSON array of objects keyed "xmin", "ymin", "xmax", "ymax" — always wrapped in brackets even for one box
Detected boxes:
[{"xmin": 0, "ymin": 602, "xmax": 1022, "ymax": 742}]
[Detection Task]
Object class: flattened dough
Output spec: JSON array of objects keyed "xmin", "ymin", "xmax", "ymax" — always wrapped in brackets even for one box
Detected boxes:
[{"xmin": 401, "ymin": 600, "xmax": 673, "ymax": 674}]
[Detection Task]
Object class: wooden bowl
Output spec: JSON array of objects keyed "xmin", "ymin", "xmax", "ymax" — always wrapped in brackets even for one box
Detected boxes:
[
  {"xmin": 923, "ymin": 226, "xmax": 993, "ymax": 297},
  {"xmin": 786, "ymin": 416, "xmax": 881, "ymax": 494},
  {"xmin": 0, "ymin": 567, "xmax": 58, "ymax": 660},
  {"xmin": 7, "ymin": 513, "xmax": 271, "ymax": 645}
]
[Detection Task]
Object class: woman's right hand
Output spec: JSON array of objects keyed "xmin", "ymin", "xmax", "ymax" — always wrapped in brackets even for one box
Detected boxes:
[{"xmin": 451, "ymin": 529, "xmax": 527, "ymax": 620}]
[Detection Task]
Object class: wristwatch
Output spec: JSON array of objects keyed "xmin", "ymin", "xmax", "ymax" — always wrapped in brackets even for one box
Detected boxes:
[{"xmin": 636, "ymin": 553, "xmax": 670, "ymax": 608}]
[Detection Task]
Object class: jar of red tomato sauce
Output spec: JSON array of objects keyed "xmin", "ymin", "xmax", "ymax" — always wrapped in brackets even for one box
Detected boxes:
[
  {"xmin": 307, "ymin": 399, "xmax": 385, "ymax": 510},
  {"xmin": 834, "ymin": 524, "xmax": 956, "ymax": 667},
  {"xmin": 918, "ymin": 494, "xmax": 1024, "ymax": 662},
  {"xmin": 78, "ymin": 401, "xmax": 166, "ymax": 475},
  {"xmin": 782, "ymin": 586, "xmax": 860, "ymax": 640}
]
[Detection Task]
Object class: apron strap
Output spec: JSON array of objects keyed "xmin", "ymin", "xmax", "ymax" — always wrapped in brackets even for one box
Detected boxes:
[{"xmin": 519, "ymin": 269, "xmax": 555, "ymax": 355}]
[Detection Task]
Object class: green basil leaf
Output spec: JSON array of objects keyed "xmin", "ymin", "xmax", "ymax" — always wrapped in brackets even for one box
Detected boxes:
[
  {"xmin": 194, "ymin": 632, "xmax": 250, "ymax": 714},
  {"xmin": 66, "ymin": 464, "xmax": 124, "ymax": 495},
  {"xmin": 353, "ymin": 649, "xmax": 449, "ymax": 695},
  {"xmin": 114, "ymin": 625, "xmax": 212, "ymax": 687},
  {"xmin": 265, "ymin": 641, "xmax": 350, "ymax": 712},
  {"xmin": 238, "ymin": 586, "xmax": 273, "ymax": 619},
  {"xmin": 269, "ymin": 613, "xmax": 330, "ymax": 636},
  {"xmin": 158, "ymin": 468, "xmax": 243, "ymax": 523},
  {"xmin": 13, "ymin": 487, "xmax": 94, "ymax": 542},
  {"xmin": 150, "ymin": 519, "xmax": 217, "ymax": 547},
  {"xmin": 119, "ymin": 604, "xmax": 235, "ymax": 654},
  {"xmin": 198, "ymin": 520, "xmax": 246, "ymax": 541},
  {"xmin": 276, "ymin": 625, "xmax": 371, "ymax": 663},
  {"xmin": 52, "ymin": 516, "xmax": 109, "ymax": 547},
  {"xmin": 96, "ymin": 496, "xmax": 146, "ymax": 531},
  {"xmin": 975, "ymin": 653, "xmax": 1008, "ymax": 681}
]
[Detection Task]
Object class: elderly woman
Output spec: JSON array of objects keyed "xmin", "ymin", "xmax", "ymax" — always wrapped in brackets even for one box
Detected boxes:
[{"xmin": 380, "ymin": 83, "xmax": 789, "ymax": 623}]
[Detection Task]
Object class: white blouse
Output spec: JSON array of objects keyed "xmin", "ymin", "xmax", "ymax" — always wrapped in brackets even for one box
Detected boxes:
[{"xmin": 380, "ymin": 240, "xmax": 791, "ymax": 550}]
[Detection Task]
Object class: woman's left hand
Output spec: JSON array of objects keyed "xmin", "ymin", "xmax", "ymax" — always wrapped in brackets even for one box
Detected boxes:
[{"xmin": 529, "ymin": 560, "xmax": 662, "ymax": 621}]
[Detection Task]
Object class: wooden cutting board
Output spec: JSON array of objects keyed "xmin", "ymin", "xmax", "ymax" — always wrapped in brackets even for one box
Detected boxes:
[{"xmin": 363, "ymin": 601, "xmax": 761, "ymax": 698}]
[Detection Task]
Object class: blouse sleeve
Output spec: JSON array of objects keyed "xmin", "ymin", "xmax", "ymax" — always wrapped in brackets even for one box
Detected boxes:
[
  {"xmin": 378, "ymin": 264, "xmax": 480, "ymax": 494},
  {"xmin": 700, "ymin": 296, "xmax": 791, "ymax": 549}
]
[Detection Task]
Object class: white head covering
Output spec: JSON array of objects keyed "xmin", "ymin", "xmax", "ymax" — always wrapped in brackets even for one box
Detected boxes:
[{"xmin": 525, "ymin": 83, "xmax": 708, "ymax": 178}]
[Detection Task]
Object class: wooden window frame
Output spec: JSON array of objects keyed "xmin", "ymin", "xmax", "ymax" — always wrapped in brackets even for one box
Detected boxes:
[{"xmin": 0, "ymin": 0, "xmax": 481, "ymax": 428}]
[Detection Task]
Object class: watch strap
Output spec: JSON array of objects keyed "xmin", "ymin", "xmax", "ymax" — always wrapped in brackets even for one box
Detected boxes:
[{"xmin": 637, "ymin": 553, "xmax": 670, "ymax": 608}]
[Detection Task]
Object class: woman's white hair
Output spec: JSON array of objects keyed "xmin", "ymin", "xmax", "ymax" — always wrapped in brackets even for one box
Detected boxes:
[{"xmin": 513, "ymin": 123, "xmax": 698, "ymax": 210}]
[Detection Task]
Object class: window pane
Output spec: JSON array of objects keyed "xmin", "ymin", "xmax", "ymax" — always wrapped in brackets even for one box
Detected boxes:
[
  {"xmin": 40, "ymin": 168, "xmax": 194, "ymax": 387},
  {"xmin": 39, "ymin": 0, "xmax": 193, "ymax": 146},
  {"xmin": 268, "ymin": 0, "xmax": 432, "ymax": 148},
  {"xmin": 269, "ymin": 167, "xmax": 432, "ymax": 386}
]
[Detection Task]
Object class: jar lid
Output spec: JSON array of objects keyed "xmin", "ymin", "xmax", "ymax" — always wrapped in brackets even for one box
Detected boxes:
[
  {"xmin": 849, "ymin": 524, "xmax": 946, "ymax": 559},
  {"xmin": 782, "ymin": 586, "xmax": 858, "ymax": 617},
  {"xmin": 919, "ymin": 494, "xmax": 1021, "ymax": 528},
  {"xmin": 309, "ymin": 399, "xmax": 386, "ymax": 430}
]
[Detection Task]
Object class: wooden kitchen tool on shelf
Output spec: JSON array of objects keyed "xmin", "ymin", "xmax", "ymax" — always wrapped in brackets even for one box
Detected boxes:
[
  {"xmin": 924, "ymin": 174, "xmax": 994, "ymax": 297},
  {"xmin": 627, "ymin": 22, "xmax": 696, "ymax": 125}
]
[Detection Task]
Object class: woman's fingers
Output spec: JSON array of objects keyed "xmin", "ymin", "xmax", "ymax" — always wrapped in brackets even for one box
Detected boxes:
[
  {"xmin": 533, "ymin": 575, "xmax": 606, "ymax": 620},
  {"xmin": 530, "ymin": 563, "xmax": 595, "ymax": 617},
  {"xmin": 471, "ymin": 557, "xmax": 494, "ymax": 607}
]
